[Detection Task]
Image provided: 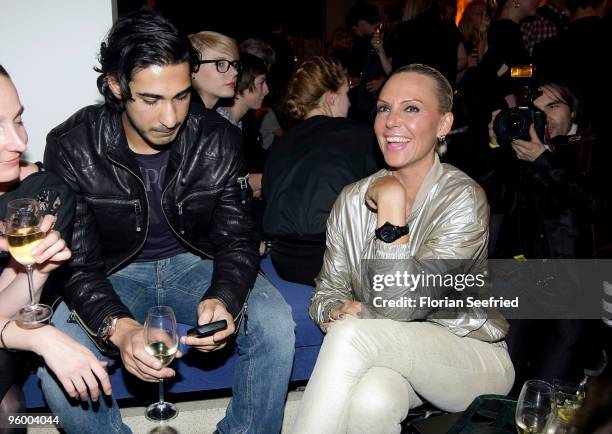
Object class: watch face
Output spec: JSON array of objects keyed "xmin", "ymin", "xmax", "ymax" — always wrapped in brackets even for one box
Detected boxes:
[
  {"xmin": 380, "ymin": 226, "xmax": 396, "ymax": 241},
  {"xmin": 376, "ymin": 222, "xmax": 408, "ymax": 243}
]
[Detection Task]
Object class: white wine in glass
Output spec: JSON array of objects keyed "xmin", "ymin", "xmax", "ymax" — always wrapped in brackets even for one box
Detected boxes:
[
  {"xmin": 516, "ymin": 379, "xmax": 554, "ymax": 434},
  {"xmin": 144, "ymin": 305, "xmax": 179, "ymax": 422},
  {"xmin": 5, "ymin": 198, "xmax": 52, "ymax": 326},
  {"xmin": 146, "ymin": 340, "xmax": 177, "ymax": 367}
]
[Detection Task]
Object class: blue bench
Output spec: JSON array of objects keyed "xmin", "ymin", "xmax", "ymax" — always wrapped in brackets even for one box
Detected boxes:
[{"xmin": 23, "ymin": 256, "xmax": 324, "ymax": 408}]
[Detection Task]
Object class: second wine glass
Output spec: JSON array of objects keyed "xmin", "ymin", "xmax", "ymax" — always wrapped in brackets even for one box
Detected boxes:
[
  {"xmin": 144, "ymin": 305, "xmax": 179, "ymax": 422},
  {"xmin": 515, "ymin": 379, "xmax": 554, "ymax": 434}
]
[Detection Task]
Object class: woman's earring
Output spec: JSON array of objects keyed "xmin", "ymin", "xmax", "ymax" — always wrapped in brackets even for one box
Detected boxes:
[
  {"xmin": 513, "ymin": 0, "xmax": 520, "ymax": 8},
  {"xmin": 437, "ymin": 135, "xmax": 448, "ymax": 155}
]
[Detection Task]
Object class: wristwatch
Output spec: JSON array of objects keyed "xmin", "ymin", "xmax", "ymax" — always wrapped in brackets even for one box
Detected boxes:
[
  {"xmin": 97, "ymin": 315, "xmax": 120, "ymax": 342},
  {"xmin": 375, "ymin": 222, "xmax": 409, "ymax": 243}
]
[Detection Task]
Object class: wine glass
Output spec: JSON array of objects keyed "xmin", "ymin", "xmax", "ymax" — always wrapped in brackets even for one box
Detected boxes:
[
  {"xmin": 5, "ymin": 198, "xmax": 52, "ymax": 326},
  {"xmin": 544, "ymin": 380, "xmax": 582, "ymax": 434},
  {"xmin": 144, "ymin": 305, "xmax": 179, "ymax": 422},
  {"xmin": 515, "ymin": 380, "xmax": 554, "ymax": 433}
]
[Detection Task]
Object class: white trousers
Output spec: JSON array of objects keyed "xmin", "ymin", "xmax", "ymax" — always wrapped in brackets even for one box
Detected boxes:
[{"xmin": 293, "ymin": 317, "xmax": 514, "ymax": 434}]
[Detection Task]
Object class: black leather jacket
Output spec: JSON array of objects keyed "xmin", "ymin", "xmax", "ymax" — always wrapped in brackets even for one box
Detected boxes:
[{"xmin": 44, "ymin": 104, "xmax": 259, "ymax": 336}]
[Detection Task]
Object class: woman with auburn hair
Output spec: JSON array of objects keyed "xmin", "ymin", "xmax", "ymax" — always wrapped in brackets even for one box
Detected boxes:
[
  {"xmin": 262, "ymin": 56, "xmax": 380, "ymax": 285},
  {"xmin": 459, "ymin": 0, "xmax": 489, "ymax": 65},
  {"xmin": 293, "ymin": 64, "xmax": 514, "ymax": 433}
]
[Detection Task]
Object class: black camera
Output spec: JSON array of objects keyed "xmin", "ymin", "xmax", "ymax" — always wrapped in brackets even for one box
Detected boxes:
[{"xmin": 493, "ymin": 65, "xmax": 546, "ymax": 148}]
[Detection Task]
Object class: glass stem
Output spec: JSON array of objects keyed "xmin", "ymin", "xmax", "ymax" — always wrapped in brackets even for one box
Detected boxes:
[
  {"xmin": 158, "ymin": 378, "xmax": 164, "ymax": 405},
  {"xmin": 25, "ymin": 264, "xmax": 35, "ymax": 306}
]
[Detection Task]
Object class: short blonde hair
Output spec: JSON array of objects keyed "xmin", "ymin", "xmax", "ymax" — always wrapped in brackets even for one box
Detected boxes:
[
  {"xmin": 394, "ymin": 64, "xmax": 453, "ymax": 113},
  {"xmin": 285, "ymin": 56, "xmax": 346, "ymax": 120},
  {"xmin": 188, "ymin": 31, "xmax": 239, "ymax": 59}
]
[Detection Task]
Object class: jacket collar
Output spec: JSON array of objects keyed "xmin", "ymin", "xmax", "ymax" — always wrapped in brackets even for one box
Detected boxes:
[
  {"xmin": 104, "ymin": 110, "xmax": 141, "ymax": 177},
  {"xmin": 411, "ymin": 153, "xmax": 444, "ymax": 216},
  {"xmin": 104, "ymin": 108, "xmax": 186, "ymax": 184}
]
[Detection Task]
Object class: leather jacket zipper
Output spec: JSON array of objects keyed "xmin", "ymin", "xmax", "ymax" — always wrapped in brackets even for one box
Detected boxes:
[
  {"xmin": 105, "ymin": 156, "xmax": 150, "ymax": 275},
  {"xmin": 161, "ymin": 164, "xmax": 250, "ymax": 333},
  {"xmin": 84, "ymin": 197, "xmax": 144, "ymax": 232}
]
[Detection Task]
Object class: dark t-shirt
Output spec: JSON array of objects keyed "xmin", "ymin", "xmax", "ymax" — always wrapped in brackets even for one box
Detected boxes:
[{"xmin": 131, "ymin": 151, "xmax": 186, "ymax": 261}]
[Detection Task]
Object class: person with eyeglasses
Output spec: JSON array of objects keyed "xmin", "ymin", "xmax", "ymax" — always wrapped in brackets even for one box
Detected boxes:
[{"xmin": 189, "ymin": 31, "xmax": 242, "ymax": 110}]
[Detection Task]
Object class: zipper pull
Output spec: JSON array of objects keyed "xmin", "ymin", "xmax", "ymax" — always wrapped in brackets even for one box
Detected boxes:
[
  {"xmin": 134, "ymin": 201, "xmax": 142, "ymax": 232},
  {"xmin": 238, "ymin": 175, "xmax": 249, "ymax": 204},
  {"xmin": 238, "ymin": 175, "xmax": 248, "ymax": 190},
  {"xmin": 244, "ymin": 302, "xmax": 249, "ymax": 336},
  {"xmin": 178, "ymin": 202, "xmax": 185, "ymax": 234}
]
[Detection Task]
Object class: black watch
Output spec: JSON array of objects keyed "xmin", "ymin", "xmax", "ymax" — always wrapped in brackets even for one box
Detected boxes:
[{"xmin": 375, "ymin": 222, "xmax": 409, "ymax": 243}]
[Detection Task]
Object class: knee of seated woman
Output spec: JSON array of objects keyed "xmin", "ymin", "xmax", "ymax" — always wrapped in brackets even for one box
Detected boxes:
[
  {"xmin": 326, "ymin": 316, "xmax": 371, "ymax": 342},
  {"xmin": 349, "ymin": 368, "xmax": 411, "ymax": 420}
]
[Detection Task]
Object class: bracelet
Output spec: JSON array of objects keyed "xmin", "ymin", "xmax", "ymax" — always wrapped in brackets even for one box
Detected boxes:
[{"xmin": 0, "ymin": 320, "xmax": 16, "ymax": 352}]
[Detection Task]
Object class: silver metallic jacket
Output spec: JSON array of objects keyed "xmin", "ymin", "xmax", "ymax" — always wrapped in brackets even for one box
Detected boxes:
[{"xmin": 311, "ymin": 155, "xmax": 509, "ymax": 342}]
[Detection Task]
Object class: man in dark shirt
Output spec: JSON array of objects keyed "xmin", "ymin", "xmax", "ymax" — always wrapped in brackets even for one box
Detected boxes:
[{"xmin": 39, "ymin": 11, "xmax": 294, "ymax": 434}]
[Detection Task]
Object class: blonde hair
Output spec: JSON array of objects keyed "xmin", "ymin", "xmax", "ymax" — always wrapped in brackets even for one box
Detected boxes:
[
  {"xmin": 394, "ymin": 64, "xmax": 453, "ymax": 113},
  {"xmin": 188, "ymin": 31, "xmax": 239, "ymax": 59},
  {"xmin": 285, "ymin": 56, "xmax": 346, "ymax": 120},
  {"xmin": 458, "ymin": 0, "xmax": 487, "ymax": 50}
]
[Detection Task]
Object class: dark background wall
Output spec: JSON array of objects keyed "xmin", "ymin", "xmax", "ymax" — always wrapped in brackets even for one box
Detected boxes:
[{"xmin": 118, "ymin": 0, "xmax": 330, "ymax": 41}]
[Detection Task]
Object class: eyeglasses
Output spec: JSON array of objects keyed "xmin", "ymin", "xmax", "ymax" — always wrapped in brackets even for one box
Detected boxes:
[{"xmin": 198, "ymin": 59, "xmax": 242, "ymax": 73}]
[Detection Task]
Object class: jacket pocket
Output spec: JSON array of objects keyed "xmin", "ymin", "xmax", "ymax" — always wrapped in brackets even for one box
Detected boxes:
[
  {"xmin": 177, "ymin": 188, "xmax": 222, "ymax": 235},
  {"xmin": 83, "ymin": 196, "xmax": 145, "ymax": 234}
]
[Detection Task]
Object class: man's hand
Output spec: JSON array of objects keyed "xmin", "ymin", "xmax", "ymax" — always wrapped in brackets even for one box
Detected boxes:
[
  {"xmin": 488, "ymin": 109, "xmax": 502, "ymax": 146},
  {"xmin": 512, "ymin": 124, "xmax": 546, "ymax": 162},
  {"xmin": 112, "ymin": 318, "xmax": 180, "ymax": 382},
  {"xmin": 181, "ymin": 299, "xmax": 235, "ymax": 352}
]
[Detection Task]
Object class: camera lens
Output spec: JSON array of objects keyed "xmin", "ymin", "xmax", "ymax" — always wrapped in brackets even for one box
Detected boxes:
[
  {"xmin": 493, "ymin": 107, "xmax": 531, "ymax": 145},
  {"xmin": 505, "ymin": 112, "xmax": 529, "ymax": 136}
]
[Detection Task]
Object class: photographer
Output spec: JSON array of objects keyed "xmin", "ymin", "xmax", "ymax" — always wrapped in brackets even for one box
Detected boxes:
[
  {"xmin": 487, "ymin": 79, "xmax": 612, "ymax": 392},
  {"xmin": 489, "ymin": 80, "xmax": 611, "ymax": 259}
]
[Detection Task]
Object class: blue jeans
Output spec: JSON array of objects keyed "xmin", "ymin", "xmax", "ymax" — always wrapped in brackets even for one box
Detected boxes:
[{"xmin": 38, "ymin": 252, "xmax": 296, "ymax": 434}]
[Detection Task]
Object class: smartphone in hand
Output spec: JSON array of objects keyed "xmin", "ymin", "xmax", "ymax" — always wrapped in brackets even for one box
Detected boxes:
[{"xmin": 186, "ymin": 320, "xmax": 228, "ymax": 338}]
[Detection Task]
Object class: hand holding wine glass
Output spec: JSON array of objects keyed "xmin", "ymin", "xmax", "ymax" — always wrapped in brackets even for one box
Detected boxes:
[
  {"xmin": 515, "ymin": 380, "xmax": 554, "ymax": 434},
  {"xmin": 370, "ymin": 22, "xmax": 384, "ymax": 53},
  {"xmin": 144, "ymin": 306, "xmax": 179, "ymax": 422},
  {"xmin": 4, "ymin": 198, "xmax": 59, "ymax": 326}
]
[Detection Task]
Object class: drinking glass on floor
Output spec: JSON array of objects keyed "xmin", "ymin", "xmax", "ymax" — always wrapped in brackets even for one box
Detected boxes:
[{"xmin": 515, "ymin": 379, "xmax": 554, "ymax": 433}]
